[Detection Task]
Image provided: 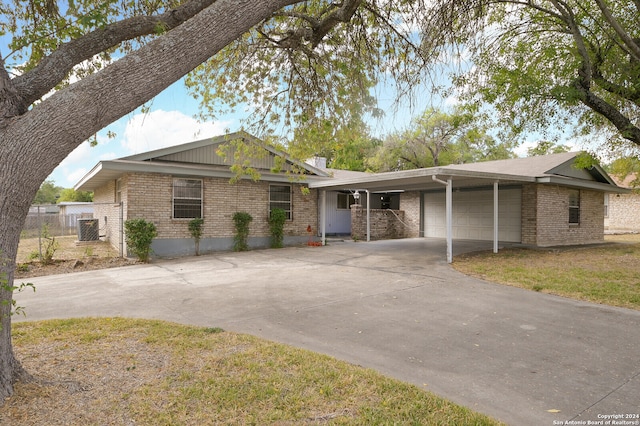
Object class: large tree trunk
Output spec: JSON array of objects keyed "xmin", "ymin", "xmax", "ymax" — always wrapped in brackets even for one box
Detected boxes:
[{"xmin": 0, "ymin": 0, "xmax": 298, "ymax": 401}]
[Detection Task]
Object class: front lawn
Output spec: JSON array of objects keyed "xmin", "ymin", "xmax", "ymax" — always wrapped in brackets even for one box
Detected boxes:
[
  {"xmin": 2, "ymin": 318, "xmax": 503, "ymax": 425},
  {"xmin": 453, "ymin": 235, "xmax": 640, "ymax": 310}
]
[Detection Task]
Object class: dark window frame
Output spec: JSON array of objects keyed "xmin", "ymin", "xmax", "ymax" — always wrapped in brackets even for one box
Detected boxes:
[
  {"xmin": 568, "ymin": 189, "xmax": 580, "ymax": 225},
  {"xmin": 173, "ymin": 178, "xmax": 203, "ymax": 219},
  {"xmin": 269, "ymin": 184, "xmax": 292, "ymax": 220}
]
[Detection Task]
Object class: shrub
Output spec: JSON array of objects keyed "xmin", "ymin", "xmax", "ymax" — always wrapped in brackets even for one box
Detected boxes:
[
  {"xmin": 188, "ymin": 218, "xmax": 204, "ymax": 256},
  {"xmin": 124, "ymin": 218, "xmax": 157, "ymax": 263},
  {"xmin": 232, "ymin": 212, "xmax": 253, "ymax": 252},
  {"xmin": 40, "ymin": 224, "xmax": 59, "ymax": 265},
  {"xmin": 268, "ymin": 208, "xmax": 287, "ymax": 248}
]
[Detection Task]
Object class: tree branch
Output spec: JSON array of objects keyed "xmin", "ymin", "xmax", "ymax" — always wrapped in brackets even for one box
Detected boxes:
[
  {"xmin": 3, "ymin": 0, "xmax": 300, "ymax": 181},
  {"xmin": 593, "ymin": 0, "xmax": 640, "ymax": 61},
  {"xmin": 275, "ymin": 0, "xmax": 363, "ymax": 49},
  {"xmin": 573, "ymin": 79, "xmax": 640, "ymax": 145},
  {"xmin": 12, "ymin": 0, "xmax": 218, "ymax": 109}
]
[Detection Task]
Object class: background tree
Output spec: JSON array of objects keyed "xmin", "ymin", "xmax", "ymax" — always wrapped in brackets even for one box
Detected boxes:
[
  {"xmin": 423, "ymin": 0, "xmax": 640, "ymax": 150},
  {"xmin": 367, "ymin": 108, "xmax": 514, "ymax": 171},
  {"xmin": 606, "ymin": 156, "xmax": 640, "ymax": 187},
  {"xmin": 32, "ymin": 180, "xmax": 62, "ymax": 205},
  {"xmin": 526, "ymin": 141, "xmax": 572, "ymax": 157},
  {"xmin": 57, "ymin": 188, "xmax": 94, "ymax": 203},
  {"xmin": 0, "ymin": 0, "xmax": 439, "ymax": 400},
  {"xmin": 289, "ymin": 118, "xmax": 381, "ymax": 171}
]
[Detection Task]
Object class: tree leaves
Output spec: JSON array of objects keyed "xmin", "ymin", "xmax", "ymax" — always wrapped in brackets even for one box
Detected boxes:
[{"xmin": 424, "ymin": 0, "xmax": 640, "ymax": 151}]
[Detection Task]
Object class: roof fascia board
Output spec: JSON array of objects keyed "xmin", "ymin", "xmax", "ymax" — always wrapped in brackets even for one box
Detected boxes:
[
  {"xmin": 536, "ymin": 176, "xmax": 630, "ymax": 193},
  {"xmin": 79, "ymin": 159, "xmax": 320, "ymax": 186},
  {"xmin": 308, "ymin": 168, "xmax": 536, "ymax": 189},
  {"xmin": 73, "ymin": 162, "xmax": 104, "ymax": 191}
]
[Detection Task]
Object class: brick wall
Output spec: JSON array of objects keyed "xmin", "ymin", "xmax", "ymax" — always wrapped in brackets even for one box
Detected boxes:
[
  {"xmin": 399, "ymin": 191, "xmax": 421, "ymax": 237},
  {"xmin": 521, "ymin": 184, "xmax": 604, "ymax": 246},
  {"xmin": 605, "ymin": 193, "xmax": 640, "ymax": 230},
  {"xmin": 93, "ymin": 173, "xmax": 318, "ymax": 254},
  {"xmin": 123, "ymin": 173, "xmax": 317, "ymax": 239},
  {"xmin": 93, "ymin": 178, "xmax": 123, "ymax": 253},
  {"xmin": 521, "ymin": 184, "xmax": 537, "ymax": 245},
  {"xmin": 350, "ymin": 205, "xmax": 406, "ymax": 240}
]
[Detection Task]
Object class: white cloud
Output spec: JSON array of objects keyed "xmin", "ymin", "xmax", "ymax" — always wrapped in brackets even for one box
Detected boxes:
[
  {"xmin": 120, "ymin": 110, "xmax": 233, "ymax": 154},
  {"xmin": 66, "ymin": 167, "xmax": 89, "ymax": 186}
]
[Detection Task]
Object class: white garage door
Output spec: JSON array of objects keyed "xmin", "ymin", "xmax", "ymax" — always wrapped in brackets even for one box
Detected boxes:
[{"xmin": 423, "ymin": 188, "xmax": 521, "ymax": 242}]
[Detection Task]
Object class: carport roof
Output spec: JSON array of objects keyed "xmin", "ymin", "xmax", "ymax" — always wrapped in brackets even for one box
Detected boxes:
[{"xmin": 309, "ymin": 152, "xmax": 628, "ymax": 193}]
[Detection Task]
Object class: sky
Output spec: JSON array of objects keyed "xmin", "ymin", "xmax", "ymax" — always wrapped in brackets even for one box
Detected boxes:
[
  {"xmin": 2, "ymin": 8, "xmax": 575, "ymax": 191},
  {"xmin": 50, "ymin": 79, "xmax": 237, "ymax": 187},
  {"xmin": 48, "ymin": 76, "xmax": 550, "ymax": 189}
]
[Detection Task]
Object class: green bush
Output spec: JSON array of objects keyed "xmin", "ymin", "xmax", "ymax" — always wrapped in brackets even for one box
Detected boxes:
[
  {"xmin": 188, "ymin": 218, "xmax": 204, "ymax": 256},
  {"xmin": 232, "ymin": 212, "xmax": 253, "ymax": 252},
  {"xmin": 124, "ymin": 218, "xmax": 158, "ymax": 262},
  {"xmin": 268, "ymin": 208, "xmax": 287, "ymax": 248},
  {"xmin": 40, "ymin": 223, "xmax": 59, "ymax": 265}
]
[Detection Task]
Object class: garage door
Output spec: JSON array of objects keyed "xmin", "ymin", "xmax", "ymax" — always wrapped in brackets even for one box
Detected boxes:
[{"xmin": 423, "ymin": 188, "xmax": 521, "ymax": 242}]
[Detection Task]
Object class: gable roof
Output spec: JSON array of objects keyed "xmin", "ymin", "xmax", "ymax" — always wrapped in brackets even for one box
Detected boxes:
[
  {"xmin": 309, "ymin": 152, "xmax": 627, "ymax": 193},
  {"xmin": 610, "ymin": 172, "xmax": 638, "ymax": 189},
  {"xmin": 443, "ymin": 152, "xmax": 616, "ymax": 185},
  {"xmin": 75, "ymin": 131, "xmax": 330, "ymax": 191}
]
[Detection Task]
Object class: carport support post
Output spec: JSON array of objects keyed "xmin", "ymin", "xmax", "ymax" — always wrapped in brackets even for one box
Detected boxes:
[
  {"xmin": 366, "ymin": 190, "xmax": 371, "ymax": 242},
  {"xmin": 321, "ymin": 190, "xmax": 326, "ymax": 245},
  {"xmin": 446, "ymin": 178, "xmax": 452, "ymax": 264},
  {"xmin": 493, "ymin": 181, "xmax": 499, "ymax": 254}
]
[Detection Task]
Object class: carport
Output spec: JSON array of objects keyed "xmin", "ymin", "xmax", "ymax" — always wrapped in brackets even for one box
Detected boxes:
[
  {"xmin": 309, "ymin": 153, "xmax": 626, "ymax": 263},
  {"xmin": 309, "ymin": 167, "xmax": 534, "ymax": 263}
]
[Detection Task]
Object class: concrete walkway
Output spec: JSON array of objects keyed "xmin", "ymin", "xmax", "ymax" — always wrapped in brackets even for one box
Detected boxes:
[{"xmin": 15, "ymin": 238, "xmax": 640, "ymax": 425}]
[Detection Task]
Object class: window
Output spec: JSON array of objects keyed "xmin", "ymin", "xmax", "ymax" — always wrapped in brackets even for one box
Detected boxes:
[
  {"xmin": 337, "ymin": 193, "xmax": 356, "ymax": 210},
  {"xmin": 173, "ymin": 178, "xmax": 202, "ymax": 219},
  {"xmin": 568, "ymin": 189, "xmax": 580, "ymax": 224},
  {"xmin": 269, "ymin": 185, "xmax": 292, "ymax": 220},
  {"xmin": 604, "ymin": 193, "xmax": 609, "ymax": 218}
]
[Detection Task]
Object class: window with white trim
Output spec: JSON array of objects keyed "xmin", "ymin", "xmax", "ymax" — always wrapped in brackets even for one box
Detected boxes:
[
  {"xmin": 604, "ymin": 193, "xmax": 609, "ymax": 218},
  {"xmin": 269, "ymin": 184, "xmax": 292, "ymax": 220},
  {"xmin": 173, "ymin": 178, "xmax": 202, "ymax": 219},
  {"xmin": 568, "ymin": 189, "xmax": 580, "ymax": 224}
]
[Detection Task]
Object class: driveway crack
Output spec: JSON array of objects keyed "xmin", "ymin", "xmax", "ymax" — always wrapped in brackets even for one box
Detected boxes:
[{"xmin": 568, "ymin": 368, "xmax": 640, "ymax": 421}]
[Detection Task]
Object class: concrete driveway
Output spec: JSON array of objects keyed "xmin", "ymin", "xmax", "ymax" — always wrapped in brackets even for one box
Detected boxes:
[{"xmin": 15, "ymin": 238, "xmax": 640, "ymax": 425}]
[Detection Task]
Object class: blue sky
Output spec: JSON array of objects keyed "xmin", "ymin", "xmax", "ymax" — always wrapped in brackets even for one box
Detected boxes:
[
  {"xmin": 49, "ymin": 78, "xmax": 438, "ymax": 188},
  {"xmin": 48, "ymin": 73, "xmax": 558, "ymax": 188}
]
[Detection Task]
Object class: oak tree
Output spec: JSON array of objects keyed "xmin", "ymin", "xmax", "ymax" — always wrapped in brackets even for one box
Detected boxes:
[
  {"xmin": 423, "ymin": 0, "xmax": 640, "ymax": 150},
  {"xmin": 0, "ymin": 0, "xmax": 435, "ymax": 401}
]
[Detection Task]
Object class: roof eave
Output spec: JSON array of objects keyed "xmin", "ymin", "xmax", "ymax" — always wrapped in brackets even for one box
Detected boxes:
[
  {"xmin": 308, "ymin": 168, "xmax": 537, "ymax": 190},
  {"xmin": 537, "ymin": 176, "xmax": 630, "ymax": 193},
  {"xmin": 74, "ymin": 159, "xmax": 323, "ymax": 191}
]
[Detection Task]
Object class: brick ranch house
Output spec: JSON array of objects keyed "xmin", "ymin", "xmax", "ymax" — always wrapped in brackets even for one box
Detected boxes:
[
  {"xmin": 75, "ymin": 132, "xmax": 331, "ymax": 256},
  {"xmin": 75, "ymin": 133, "xmax": 626, "ymax": 259}
]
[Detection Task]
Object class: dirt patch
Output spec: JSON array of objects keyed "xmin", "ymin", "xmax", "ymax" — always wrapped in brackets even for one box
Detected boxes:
[{"xmin": 16, "ymin": 236, "xmax": 138, "ymax": 279}]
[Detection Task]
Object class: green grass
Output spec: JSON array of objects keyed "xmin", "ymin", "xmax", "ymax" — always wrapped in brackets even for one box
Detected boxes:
[
  {"xmin": 5, "ymin": 318, "xmax": 503, "ymax": 425},
  {"xmin": 454, "ymin": 240, "xmax": 640, "ymax": 310}
]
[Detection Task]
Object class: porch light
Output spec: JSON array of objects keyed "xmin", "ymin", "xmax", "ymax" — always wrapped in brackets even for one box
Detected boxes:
[{"xmin": 353, "ymin": 190, "xmax": 360, "ymax": 202}]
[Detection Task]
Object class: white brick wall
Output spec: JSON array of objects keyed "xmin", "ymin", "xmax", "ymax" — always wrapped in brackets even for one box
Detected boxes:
[{"xmin": 605, "ymin": 193, "xmax": 640, "ymax": 230}]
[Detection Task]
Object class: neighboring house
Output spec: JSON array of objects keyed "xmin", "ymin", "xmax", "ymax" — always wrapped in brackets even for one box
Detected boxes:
[
  {"xmin": 75, "ymin": 132, "xmax": 329, "ymax": 256},
  {"xmin": 75, "ymin": 133, "xmax": 626, "ymax": 259},
  {"xmin": 605, "ymin": 173, "xmax": 640, "ymax": 231}
]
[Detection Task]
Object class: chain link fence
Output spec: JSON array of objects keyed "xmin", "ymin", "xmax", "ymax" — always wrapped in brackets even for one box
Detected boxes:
[{"xmin": 22, "ymin": 202, "xmax": 123, "ymax": 259}]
